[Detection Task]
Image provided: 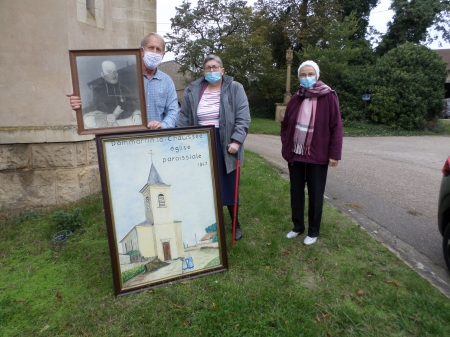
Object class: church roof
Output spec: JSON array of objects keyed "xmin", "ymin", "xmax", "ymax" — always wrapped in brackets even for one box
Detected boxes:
[
  {"xmin": 140, "ymin": 163, "xmax": 169, "ymax": 192},
  {"xmin": 147, "ymin": 163, "xmax": 165, "ymax": 185}
]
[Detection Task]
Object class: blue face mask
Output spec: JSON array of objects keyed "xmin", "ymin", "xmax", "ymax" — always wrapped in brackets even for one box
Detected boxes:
[
  {"xmin": 205, "ymin": 72, "xmax": 221, "ymax": 83},
  {"xmin": 300, "ymin": 76, "xmax": 316, "ymax": 88}
]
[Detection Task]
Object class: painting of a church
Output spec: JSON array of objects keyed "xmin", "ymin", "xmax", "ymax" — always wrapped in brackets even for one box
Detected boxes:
[
  {"xmin": 100, "ymin": 130, "xmax": 228, "ymax": 295},
  {"xmin": 119, "ymin": 161, "xmax": 183, "ymax": 262}
]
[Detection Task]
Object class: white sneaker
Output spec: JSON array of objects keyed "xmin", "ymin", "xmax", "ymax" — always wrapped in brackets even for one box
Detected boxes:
[
  {"xmin": 286, "ymin": 231, "xmax": 300, "ymax": 239},
  {"xmin": 304, "ymin": 236, "xmax": 318, "ymax": 245}
]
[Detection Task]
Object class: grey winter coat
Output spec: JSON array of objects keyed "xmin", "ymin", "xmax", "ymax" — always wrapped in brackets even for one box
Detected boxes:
[{"xmin": 178, "ymin": 74, "xmax": 251, "ymax": 174}]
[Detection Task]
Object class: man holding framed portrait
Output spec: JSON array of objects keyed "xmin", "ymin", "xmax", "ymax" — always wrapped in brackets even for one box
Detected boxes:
[{"xmin": 67, "ymin": 33, "xmax": 178, "ymax": 130}]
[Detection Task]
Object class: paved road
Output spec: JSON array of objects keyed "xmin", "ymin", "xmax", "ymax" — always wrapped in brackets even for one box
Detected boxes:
[{"xmin": 245, "ymin": 134, "xmax": 450, "ymax": 297}]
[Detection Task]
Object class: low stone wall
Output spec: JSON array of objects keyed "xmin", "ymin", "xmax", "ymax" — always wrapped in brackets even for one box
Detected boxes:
[{"xmin": 0, "ymin": 127, "xmax": 100, "ymax": 209}]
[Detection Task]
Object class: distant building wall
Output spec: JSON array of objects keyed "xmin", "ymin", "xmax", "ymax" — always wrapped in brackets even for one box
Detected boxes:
[
  {"xmin": 0, "ymin": 0, "xmax": 156, "ymax": 209},
  {"xmin": 159, "ymin": 61, "xmax": 193, "ymax": 104},
  {"xmin": 433, "ymin": 49, "xmax": 450, "ymax": 98}
]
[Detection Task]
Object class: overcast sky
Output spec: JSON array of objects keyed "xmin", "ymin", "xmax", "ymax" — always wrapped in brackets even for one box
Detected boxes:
[{"xmin": 157, "ymin": 0, "xmax": 449, "ymax": 62}]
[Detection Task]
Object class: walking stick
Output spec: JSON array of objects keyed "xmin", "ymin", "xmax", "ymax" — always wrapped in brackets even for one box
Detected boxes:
[{"xmin": 232, "ymin": 147, "xmax": 241, "ymax": 246}]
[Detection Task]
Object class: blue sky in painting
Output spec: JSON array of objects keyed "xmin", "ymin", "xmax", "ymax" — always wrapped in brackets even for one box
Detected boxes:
[{"xmin": 103, "ymin": 131, "xmax": 218, "ymax": 251}]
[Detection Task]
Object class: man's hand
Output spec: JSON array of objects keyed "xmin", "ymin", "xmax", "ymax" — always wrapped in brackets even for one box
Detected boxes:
[
  {"xmin": 66, "ymin": 93, "xmax": 81, "ymax": 110},
  {"xmin": 147, "ymin": 121, "xmax": 162, "ymax": 130},
  {"xmin": 227, "ymin": 142, "xmax": 240, "ymax": 154},
  {"xmin": 329, "ymin": 158, "xmax": 339, "ymax": 167}
]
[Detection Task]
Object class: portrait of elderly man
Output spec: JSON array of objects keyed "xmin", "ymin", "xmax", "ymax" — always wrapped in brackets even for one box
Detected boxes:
[
  {"xmin": 67, "ymin": 32, "xmax": 178, "ymax": 130},
  {"xmin": 82, "ymin": 60, "xmax": 142, "ymax": 129}
]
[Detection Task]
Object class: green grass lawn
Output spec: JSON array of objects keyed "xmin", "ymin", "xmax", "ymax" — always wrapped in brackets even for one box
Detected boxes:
[
  {"xmin": 249, "ymin": 117, "xmax": 450, "ymax": 137},
  {"xmin": 1, "ymin": 151, "xmax": 450, "ymax": 336}
]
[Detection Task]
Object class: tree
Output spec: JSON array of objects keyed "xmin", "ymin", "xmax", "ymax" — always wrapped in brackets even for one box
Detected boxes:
[
  {"xmin": 376, "ymin": 0, "xmax": 450, "ymax": 55},
  {"xmin": 368, "ymin": 43, "xmax": 447, "ymax": 129},
  {"xmin": 166, "ymin": 0, "xmax": 286, "ymax": 108},
  {"xmin": 165, "ymin": 0, "xmax": 250, "ymax": 77},
  {"xmin": 339, "ymin": 0, "xmax": 379, "ymax": 40},
  {"xmin": 298, "ymin": 12, "xmax": 376, "ymax": 121}
]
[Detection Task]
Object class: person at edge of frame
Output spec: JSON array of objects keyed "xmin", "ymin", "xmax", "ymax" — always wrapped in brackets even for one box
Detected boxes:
[
  {"xmin": 177, "ymin": 54, "xmax": 251, "ymax": 241},
  {"xmin": 281, "ymin": 60, "xmax": 343, "ymax": 246},
  {"xmin": 66, "ymin": 32, "xmax": 178, "ymax": 129}
]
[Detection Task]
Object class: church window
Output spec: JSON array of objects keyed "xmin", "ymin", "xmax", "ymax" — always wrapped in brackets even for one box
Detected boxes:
[
  {"xmin": 86, "ymin": 0, "xmax": 95, "ymax": 18},
  {"xmin": 158, "ymin": 194, "xmax": 166, "ymax": 207},
  {"xmin": 76, "ymin": 0, "xmax": 104, "ymax": 29}
]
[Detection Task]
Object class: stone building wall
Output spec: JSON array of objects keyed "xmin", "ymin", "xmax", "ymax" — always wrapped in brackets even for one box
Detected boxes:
[
  {"xmin": 0, "ymin": 127, "xmax": 99, "ymax": 209},
  {"xmin": 0, "ymin": 0, "xmax": 156, "ymax": 209}
]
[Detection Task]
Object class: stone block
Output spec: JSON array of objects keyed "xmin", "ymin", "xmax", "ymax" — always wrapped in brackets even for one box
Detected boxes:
[
  {"xmin": 95, "ymin": 8, "xmax": 105, "ymax": 29},
  {"xmin": 88, "ymin": 140, "xmax": 99, "ymax": 165},
  {"xmin": 144, "ymin": 22, "xmax": 157, "ymax": 35},
  {"xmin": 112, "ymin": 19, "xmax": 127, "ymax": 35},
  {"xmin": 113, "ymin": 36, "xmax": 128, "ymax": 49},
  {"xmin": 111, "ymin": 7, "xmax": 128, "ymax": 20},
  {"xmin": 33, "ymin": 143, "xmax": 76, "ymax": 168},
  {"xmin": 0, "ymin": 170, "xmax": 56, "ymax": 208},
  {"xmin": 139, "ymin": 9, "xmax": 155, "ymax": 22},
  {"xmin": 76, "ymin": 142, "xmax": 88, "ymax": 166},
  {"xmin": 275, "ymin": 103, "xmax": 286, "ymax": 122},
  {"xmin": 79, "ymin": 166, "xmax": 101, "ymax": 198},
  {"xmin": 76, "ymin": 2, "xmax": 87, "ymax": 24},
  {"xmin": 0, "ymin": 144, "xmax": 31, "ymax": 170},
  {"xmin": 112, "ymin": 0, "xmax": 128, "ymax": 7},
  {"xmin": 56, "ymin": 170, "xmax": 79, "ymax": 204},
  {"xmin": 140, "ymin": 0, "xmax": 156, "ymax": 11},
  {"xmin": 127, "ymin": 0, "xmax": 140, "ymax": 9}
]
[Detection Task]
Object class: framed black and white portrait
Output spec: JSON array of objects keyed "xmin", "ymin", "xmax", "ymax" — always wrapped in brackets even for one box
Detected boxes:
[{"xmin": 69, "ymin": 49, "xmax": 147, "ymax": 135}]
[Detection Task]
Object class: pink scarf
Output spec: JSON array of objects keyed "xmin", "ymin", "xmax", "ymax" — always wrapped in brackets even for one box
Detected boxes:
[{"xmin": 293, "ymin": 81, "xmax": 333, "ymax": 155}]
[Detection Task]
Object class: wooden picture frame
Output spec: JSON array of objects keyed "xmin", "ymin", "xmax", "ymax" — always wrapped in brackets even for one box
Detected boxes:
[
  {"xmin": 95, "ymin": 126, "xmax": 228, "ymax": 296},
  {"xmin": 69, "ymin": 49, "xmax": 148, "ymax": 135}
]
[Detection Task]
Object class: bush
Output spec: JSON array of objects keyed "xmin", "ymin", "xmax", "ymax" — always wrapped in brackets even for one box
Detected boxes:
[
  {"xmin": 51, "ymin": 208, "xmax": 83, "ymax": 232},
  {"xmin": 126, "ymin": 250, "xmax": 141, "ymax": 256},
  {"xmin": 368, "ymin": 43, "xmax": 447, "ymax": 130}
]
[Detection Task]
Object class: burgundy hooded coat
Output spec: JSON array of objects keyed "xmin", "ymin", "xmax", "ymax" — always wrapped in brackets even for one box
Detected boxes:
[{"xmin": 280, "ymin": 85, "xmax": 343, "ymax": 165}]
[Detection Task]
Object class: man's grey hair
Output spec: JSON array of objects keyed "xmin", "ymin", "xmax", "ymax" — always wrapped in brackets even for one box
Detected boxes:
[
  {"xmin": 203, "ymin": 54, "xmax": 223, "ymax": 68},
  {"xmin": 141, "ymin": 33, "xmax": 165, "ymax": 50}
]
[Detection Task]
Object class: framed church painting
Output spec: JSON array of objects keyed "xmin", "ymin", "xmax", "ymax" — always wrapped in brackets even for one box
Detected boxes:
[
  {"xmin": 95, "ymin": 125, "xmax": 228, "ymax": 296},
  {"xmin": 69, "ymin": 49, "xmax": 148, "ymax": 135}
]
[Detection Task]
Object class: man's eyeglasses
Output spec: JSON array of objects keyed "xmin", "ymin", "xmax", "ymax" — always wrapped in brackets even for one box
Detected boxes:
[{"xmin": 204, "ymin": 65, "xmax": 221, "ymax": 71}]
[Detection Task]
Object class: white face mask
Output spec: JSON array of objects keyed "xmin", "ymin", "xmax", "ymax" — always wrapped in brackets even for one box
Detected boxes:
[{"xmin": 143, "ymin": 51, "xmax": 163, "ymax": 70}]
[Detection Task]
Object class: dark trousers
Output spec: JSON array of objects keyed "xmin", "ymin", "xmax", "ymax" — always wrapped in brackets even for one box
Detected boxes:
[
  {"xmin": 227, "ymin": 205, "xmax": 241, "ymax": 229},
  {"xmin": 288, "ymin": 161, "xmax": 328, "ymax": 237}
]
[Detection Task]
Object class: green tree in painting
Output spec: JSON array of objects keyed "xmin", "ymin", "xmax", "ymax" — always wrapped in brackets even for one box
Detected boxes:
[{"xmin": 205, "ymin": 223, "xmax": 217, "ymax": 233}]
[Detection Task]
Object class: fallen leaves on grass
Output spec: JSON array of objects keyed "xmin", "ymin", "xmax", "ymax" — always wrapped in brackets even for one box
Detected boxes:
[
  {"xmin": 365, "ymin": 273, "xmax": 376, "ymax": 278},
  {"xmin": 316, "ymin": 313, "xmax": 331, "ymax": 322},
  {"xmin": 174, "ymin": 304, "xmax": 183, "ymax": 309},
  {"xmin": 183, "ymin": 321, "xmax": 191, "ymax": 327},
  {"xmin": 39, "ymin": 325, "xmax": 50, "ymax": 333},
  {"xmin": 386, "ymin": 280, "xmax": 400, "ymax": 286},
  {"xmin": 56, "ymin": 293, "xmax": 62, "ymax": 302},
  {"xmin": 357, "ymin": 290, "xmax": 364, "ymax": 296}
]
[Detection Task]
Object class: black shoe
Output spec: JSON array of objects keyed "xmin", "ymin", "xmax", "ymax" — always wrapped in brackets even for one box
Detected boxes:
[{"xmin": 235, "ymin": 228, "xmax": 243, "ymax": 241}]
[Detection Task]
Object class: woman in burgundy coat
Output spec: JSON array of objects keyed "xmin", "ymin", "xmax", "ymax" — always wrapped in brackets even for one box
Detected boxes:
[{"xmin": 281, "ymin": 60, "xmax": 343, "ymax": 245}]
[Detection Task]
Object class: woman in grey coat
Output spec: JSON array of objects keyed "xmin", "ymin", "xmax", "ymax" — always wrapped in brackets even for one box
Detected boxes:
[{"xmin": 178, "ymin": 54, "xmax": 251, "ymax": 240}]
